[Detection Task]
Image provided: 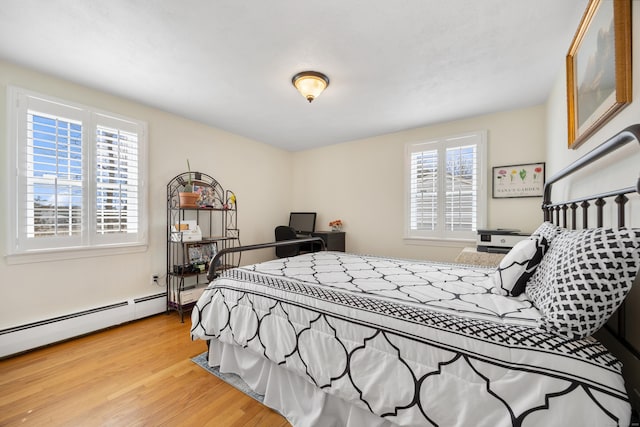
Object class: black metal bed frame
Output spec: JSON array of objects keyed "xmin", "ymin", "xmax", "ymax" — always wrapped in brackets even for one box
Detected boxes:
[{"xmin": 206, "ymin": 237, "xmax": 326, "ymax": 282}]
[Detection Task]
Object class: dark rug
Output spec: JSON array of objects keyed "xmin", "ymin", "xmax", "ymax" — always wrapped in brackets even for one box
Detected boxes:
[{"xmin": 192, "ymin": 352, "xmax": 265, "ymax": 403}]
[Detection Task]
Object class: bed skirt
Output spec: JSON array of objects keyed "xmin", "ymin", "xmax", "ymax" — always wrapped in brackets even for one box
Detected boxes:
[{"xmin": 207, "ymin": 337, "xmax": 397, "ymax": 427}]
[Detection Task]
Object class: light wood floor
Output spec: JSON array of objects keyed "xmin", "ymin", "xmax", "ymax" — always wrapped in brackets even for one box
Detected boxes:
[{"xmin": 0, "ymin": 312, "xmax": 290, "ymax": 427}]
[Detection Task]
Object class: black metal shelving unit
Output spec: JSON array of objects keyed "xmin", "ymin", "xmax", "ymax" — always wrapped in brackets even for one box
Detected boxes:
[{"xmin": 166, "ymin": 171, "xmax": 240, "ymax": 322}]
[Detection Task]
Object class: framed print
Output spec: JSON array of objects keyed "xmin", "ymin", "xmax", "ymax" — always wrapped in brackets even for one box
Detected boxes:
[
  {"xmin": 193, "ymin": 184, "xmax": 217, "ymax": 208},
  {"xmin": 188, "ymin": 245, "xmax": 203, "ymax": 263},
  {"xmin": 492, "ymin": 163, "xmax": 545, "ymax": 198},
  {"xmin": 201, "ymin": 242, "xmax": 217, "ymax": 261},
  {"xmin": 566, "ymin": 0, "xmax": 631, "ymax": 149},
  {"xmin": 201, "ymin": 242, "xmax": 221, "ymax": 267}
]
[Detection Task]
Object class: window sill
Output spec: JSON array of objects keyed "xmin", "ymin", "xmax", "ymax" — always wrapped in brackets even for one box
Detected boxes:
[{"xmin": 5, "ymin": 244, "xmax": 148, "ymax": 265}]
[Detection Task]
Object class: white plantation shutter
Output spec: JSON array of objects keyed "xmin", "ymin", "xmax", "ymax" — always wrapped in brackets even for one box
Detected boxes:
[
  {"xmin": 406, "ymin": 132, "xmax": 485, "ymax": 240},
  {"xmin": 94, "ymin": 117, "xmax": 140, "ymax": 240},
  {"xmin": 445, "ymin": 144, "xmax": 477, "ymax": 231},
  {"xmin": 14, "ymin": 95, "xmax": 86, "ymax": 251},
  {"xmin": 27, "ymin": 113, "xmax": 83, "ymax": 240},
  {"xmin": 410, "ymin": 148, "xmax": 438, "ymax": 231},
  {"xmin": 9, "ymin": 87, "xmax": 147, "ymax": 254}
]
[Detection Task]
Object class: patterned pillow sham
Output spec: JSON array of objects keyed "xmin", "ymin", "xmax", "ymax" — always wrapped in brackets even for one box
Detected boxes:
[
  {"xmin": 526, "ymin": 227, "xmax": 640, "ymax": 339},
  {"xmin": 492, "ymin": 236, "xmax": 548, "ymax": 296},
  {"xmin": 531, "ymin": 221, "xmax": 562, "ymax": 243}
]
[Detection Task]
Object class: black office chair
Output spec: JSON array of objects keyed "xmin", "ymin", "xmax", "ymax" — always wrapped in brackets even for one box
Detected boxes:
[{"xmin": 275, "ymin": 225, "xmax": 300, "ymax": 258}]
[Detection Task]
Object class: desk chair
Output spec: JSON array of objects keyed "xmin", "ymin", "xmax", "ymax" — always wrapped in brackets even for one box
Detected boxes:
[{"xmin": 275, "ymin": 225, "xmax": 300, "ymax": 258}]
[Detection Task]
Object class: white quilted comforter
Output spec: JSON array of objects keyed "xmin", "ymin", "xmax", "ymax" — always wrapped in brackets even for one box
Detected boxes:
[{"xmin": 191, "ymin": 251, "xmax": 630, "ymax": 427}]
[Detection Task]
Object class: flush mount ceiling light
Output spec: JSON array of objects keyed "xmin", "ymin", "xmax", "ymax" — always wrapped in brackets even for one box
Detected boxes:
[{"xmin": 292, "ymin": 71, "xmax": 330, "ymax": 103}]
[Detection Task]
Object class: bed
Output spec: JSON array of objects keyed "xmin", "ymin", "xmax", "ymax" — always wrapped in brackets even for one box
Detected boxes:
[{"xmin": 191, "ymin": 125, "xmax": 640, "ymax": 427}]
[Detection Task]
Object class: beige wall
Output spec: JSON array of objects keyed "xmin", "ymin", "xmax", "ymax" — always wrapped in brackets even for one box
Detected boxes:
[
  {"xmin": 0, "ymin": 60, "xmax": 292, "ymax": 329},
  {"xmin": 291, "ymin": 105, "xmax": 546, "ymax": 262}
]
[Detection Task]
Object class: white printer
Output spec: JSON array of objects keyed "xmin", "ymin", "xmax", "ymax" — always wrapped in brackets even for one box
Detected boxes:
[{"xmin": 476, "ymin": 229, "xmax": 529, "ymax": 253}]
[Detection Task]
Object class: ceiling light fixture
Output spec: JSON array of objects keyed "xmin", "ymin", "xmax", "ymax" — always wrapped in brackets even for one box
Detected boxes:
[{"xmin": 292, "ymin": 71, "xmax": 330, "ymax": 103}]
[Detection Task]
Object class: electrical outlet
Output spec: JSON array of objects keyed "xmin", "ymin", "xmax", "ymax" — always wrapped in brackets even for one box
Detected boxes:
[{"xmin": 152, "ymin": 274, "xmax": 159, "ymax": 285}]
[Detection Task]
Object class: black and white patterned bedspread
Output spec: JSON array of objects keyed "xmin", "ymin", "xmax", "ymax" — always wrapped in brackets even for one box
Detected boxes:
[{"xmin": 191, "ymin": 251, "xmax": 630, "ymax": 427}]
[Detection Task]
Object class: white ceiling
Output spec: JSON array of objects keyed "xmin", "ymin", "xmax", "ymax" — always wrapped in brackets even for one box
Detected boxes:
[{"xmin": 0, "ymin": 0, "xmax": 589, "ymax": 151}]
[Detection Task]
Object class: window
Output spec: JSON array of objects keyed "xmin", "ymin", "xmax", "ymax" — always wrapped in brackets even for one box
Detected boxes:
[
  {"xmin": 405, "ymin": 131, "xmax": 486, "ymax": 241},
  {"xmin": 7, "ymin": 87, "xmax": 148, "ymax": 255}
]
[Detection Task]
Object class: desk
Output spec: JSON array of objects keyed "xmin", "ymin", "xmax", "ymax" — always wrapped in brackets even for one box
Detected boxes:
[{"xmin": 311, "ymin": 231, "xmax": 345, "ymax": 252}]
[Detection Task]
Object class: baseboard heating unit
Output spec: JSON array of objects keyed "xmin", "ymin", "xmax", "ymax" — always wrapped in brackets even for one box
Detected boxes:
[{"xmin": 0, "ymin": 292, "xmax": 166, "ymax": 358}]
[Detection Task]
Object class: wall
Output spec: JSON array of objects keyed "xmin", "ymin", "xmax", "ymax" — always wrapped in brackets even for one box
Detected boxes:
[
  {"xmin": 291, "ymin": 105, "xmax": 546, "ymax": 262},
  {"xmin": 0, "ymin": 60, "xmax": 292, "ymax": 330}
]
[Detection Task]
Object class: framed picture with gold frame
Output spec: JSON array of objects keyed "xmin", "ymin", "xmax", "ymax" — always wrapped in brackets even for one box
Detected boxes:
[{"xmin": 566, "ymin": 0, "xmax": 631, "ymax": 149}]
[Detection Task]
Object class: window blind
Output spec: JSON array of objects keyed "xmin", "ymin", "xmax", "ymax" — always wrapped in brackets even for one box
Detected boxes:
[
  {"xmin": 410, "ymin": 148, "xmax": 438, "ymax": 231},
  {"xmin": 95, "ymin": 125, "xmax": 139, "ymax": 235},
  {"xmin": 445, "ymin": 144, "xmax": 477, "ymax": 231},
  {"xmin": 9, "ymin": 86, "xmax": 148, "ymax": 255},
  {"xmin": 26, "ymin": 111, "xmax": 83, "ymax": 239},
  {"xmin": 406, "ymin": 131, "xmax": 485, "ymax": 240}
]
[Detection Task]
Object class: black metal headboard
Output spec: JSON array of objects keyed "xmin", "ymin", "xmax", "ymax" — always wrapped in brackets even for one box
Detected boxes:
[
  {"xmin": 541, "ymin": 124, "xmax": 640, "ymax": 413},
  {"xmin": 542, "ymin": 124, "xmax": 640, "ymax": 228}
]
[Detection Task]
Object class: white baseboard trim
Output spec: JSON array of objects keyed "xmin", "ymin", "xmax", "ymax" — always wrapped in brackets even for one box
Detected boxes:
[{"xmin": 0, "ymin": 292, "xmax": 166, "ymax": 358}]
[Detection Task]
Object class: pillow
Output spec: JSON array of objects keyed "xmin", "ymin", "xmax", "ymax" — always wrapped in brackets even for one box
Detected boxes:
[
  {"xmin": 492, "ymin": 236, "xmax": 548, "ymax": 296},
  {"xmin": 526, "ymin": 227, "xmax": 640, "ymax": 339},
  {"xmin": 531, "ymin": 221, "xmax": 562, "ymax": 243}
]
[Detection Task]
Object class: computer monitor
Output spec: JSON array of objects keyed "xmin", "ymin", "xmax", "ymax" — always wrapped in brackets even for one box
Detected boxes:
[{"xmin": 289, "ymin": 212, "xmax": 316, "ymax": 235}]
